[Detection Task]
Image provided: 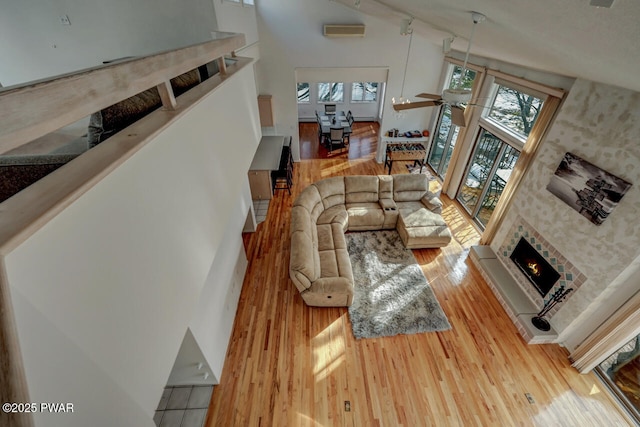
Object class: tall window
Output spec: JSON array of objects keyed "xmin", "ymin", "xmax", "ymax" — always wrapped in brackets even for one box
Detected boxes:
[
  {"xmin": 456, "ymin": 83, "xmax": 545, "ymax": 229},
  {"xmin": 427, "ymin": 64, "xmax": 478, "ymax": 179},
  {"xmin": 351, "ymin": 82, "xmax": 378, "ymax": 102},
  {"xmin": 450, "ymin": 65, "xmax": 477, "ymax": 91},
  {"xmin": 318, "ymin": 82, "xmax": 344, "ymax": 103},
  {"xmin": 297, "ymin": 83, "xmax": 310, "ymax": 103},
  {"xmin": 487, "ymin": 85, "xmax": 544, "ymax": 138}
]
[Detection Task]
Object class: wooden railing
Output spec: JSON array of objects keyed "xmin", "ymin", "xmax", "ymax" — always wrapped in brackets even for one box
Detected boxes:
[
  {"xmin": 0, "ymin": 32, "xmax": 246, "ymax": 427},
  {"xmin": 0, "ymin": 32, "xmax": 245, "ymax": 155}
]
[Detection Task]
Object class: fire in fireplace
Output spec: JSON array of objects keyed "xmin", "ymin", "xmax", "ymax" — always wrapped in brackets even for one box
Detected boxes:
[{"xmin": 509, "ymin": 237, "xmax": 560, "ymax": 297}]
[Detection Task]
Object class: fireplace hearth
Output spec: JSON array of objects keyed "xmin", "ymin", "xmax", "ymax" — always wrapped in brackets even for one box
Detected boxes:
[{"xmin": 510, "ymin": 237, "xmax": 560, "ymax": 297}]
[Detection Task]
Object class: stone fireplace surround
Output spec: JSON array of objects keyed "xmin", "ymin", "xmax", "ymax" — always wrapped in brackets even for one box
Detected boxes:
[{"xmin": 469, "ymin": 217, "xmax": 586, "ymax": 344}]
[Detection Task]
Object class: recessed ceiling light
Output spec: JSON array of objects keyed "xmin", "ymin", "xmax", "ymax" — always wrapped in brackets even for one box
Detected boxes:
[{"xmin": 590, "ymin": 0, "xmax": 614, "ymax": 8}]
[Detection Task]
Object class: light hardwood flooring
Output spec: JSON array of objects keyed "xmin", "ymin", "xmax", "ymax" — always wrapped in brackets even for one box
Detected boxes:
[{"xmin": 205, "ymin": 122, "xmax": 633, "ymax": 426}]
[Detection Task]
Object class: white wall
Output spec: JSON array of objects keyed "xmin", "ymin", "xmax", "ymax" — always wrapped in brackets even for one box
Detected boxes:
[
  {"xmin": 490, "ymin": 79, "xmax": 640, "ymax": 349},
  {"xmin": 213, "ymin": 0, "xmax": 259, "ymax": 48},
  {"xmin": 254, "ymin": 0, "xmax": 444, "ymax": 161},
  {"xmin": 0, "ymin": 0, "xmax": 218, "ymax": 86},
  {"xmin": 5, "ymin": 65, "xmax": 261, "ymax": 426}
]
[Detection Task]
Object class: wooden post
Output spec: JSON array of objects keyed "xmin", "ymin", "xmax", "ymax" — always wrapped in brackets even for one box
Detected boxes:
[
  {"xmin": 218, "ymin": 57, "xmax": 227, "ymax": 76},
  {"xmin": 0, "ymin": 259, "xmax": 34, "ymax": 427},
  {"xmin": 157, "ymin": 81, "xmax": 177, "ymax": 110}
]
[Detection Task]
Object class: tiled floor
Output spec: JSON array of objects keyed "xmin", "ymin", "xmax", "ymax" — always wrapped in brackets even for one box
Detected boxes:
[
  {"xmin": 253, "ymin": 199, "xmax": 270, "ymax": 224},
  {"xmin": 154, "ymin": 385, "xmax": 212, "ymax": 427}
]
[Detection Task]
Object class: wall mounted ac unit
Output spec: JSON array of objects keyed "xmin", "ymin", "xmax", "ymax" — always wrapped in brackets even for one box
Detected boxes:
[{"xmin": 323, "ymin": 24, "xmax": 366, "ymax": 37}]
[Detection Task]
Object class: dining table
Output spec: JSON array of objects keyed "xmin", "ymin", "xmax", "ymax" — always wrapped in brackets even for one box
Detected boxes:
[{"xmin": 319, "ymin": 111, "xmax": 351, "ymax": 139}]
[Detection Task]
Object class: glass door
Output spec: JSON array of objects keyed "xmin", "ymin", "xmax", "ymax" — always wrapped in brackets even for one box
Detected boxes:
[
  {"xmin": 427, "ymin": 104, "xmax": 460, "ymax": 179},
  {"xmin": 597, "ymin": 334, "xmax": 640, "ymax": 422},
  {"xmin": 456, "ymin": 82, "xmax": 544, "ymax": 229},
  {"xmin": 456, "ymin": 129, "xmax": 520, "ymax": 227}
]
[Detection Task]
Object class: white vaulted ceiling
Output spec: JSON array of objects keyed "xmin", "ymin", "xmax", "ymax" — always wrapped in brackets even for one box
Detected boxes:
[{"xmin": 333, "ymin": 0, "xmax": 640, "ymax": 92}]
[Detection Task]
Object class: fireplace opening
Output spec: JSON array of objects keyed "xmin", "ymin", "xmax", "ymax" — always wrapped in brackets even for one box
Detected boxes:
[{"xmin": 509, "ymin": 237, "xmax": 560, "ymax": 297}]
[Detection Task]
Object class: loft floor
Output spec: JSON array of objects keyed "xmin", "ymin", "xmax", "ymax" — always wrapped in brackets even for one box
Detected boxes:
[{"xmin": 205, "ymin": 122, "xmax": 632, "ymax": 426}]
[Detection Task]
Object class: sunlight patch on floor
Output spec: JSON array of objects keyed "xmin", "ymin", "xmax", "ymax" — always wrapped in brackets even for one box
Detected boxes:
[
  {"xmin": 321, "ymin": 161, "xmax": 352, "ymax": 177},
  {"xmin": 296, "ymin": 413, "xmax": 326, "ymax": 427},
  {"xmin": 312, "ymin": 317, "xmax": 346, "ymax": 380},
  {"xmin": 532, "ymin": 390, "xmax": 629, "ymax": 426}
]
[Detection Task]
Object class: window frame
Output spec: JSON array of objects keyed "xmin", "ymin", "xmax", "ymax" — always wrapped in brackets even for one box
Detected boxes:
[
  {"xmin": 317, "ymin": 82, "xmax": 344, "ymax": 104},
  {"xmin": 296, "ymin": 82, "xmax": 310, "ymax": 104},
  {"xmin": 223, "ymin": 0, "xmax": 254, "ymax": 6},
  {"xmin": 351, "ymin": 82, "xmax": 378, "ymax": 102},
  {"xmin": 481, "ymin": 83, "xmax": 546, "ymax": 145}
]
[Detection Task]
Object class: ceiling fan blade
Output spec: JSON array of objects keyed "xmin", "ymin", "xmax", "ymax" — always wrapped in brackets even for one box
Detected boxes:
[
  {"xmin": 415, "ymin": 92, "xmax": 443, "ymax": 100},
  {"xmin": 392, "ymin": 100, "xmax": 440, "ymax": 111}
]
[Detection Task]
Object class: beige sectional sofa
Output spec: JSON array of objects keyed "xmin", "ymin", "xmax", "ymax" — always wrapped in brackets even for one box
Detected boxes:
[{"xmin": 289, "ymin": 174, "xmax": 452, "ymax": 307}]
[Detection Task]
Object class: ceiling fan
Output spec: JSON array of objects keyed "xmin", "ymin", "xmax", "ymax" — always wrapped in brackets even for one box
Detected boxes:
[{"xmin": 392, "ymin": 11, "xmax": 487, "ymax": 125}]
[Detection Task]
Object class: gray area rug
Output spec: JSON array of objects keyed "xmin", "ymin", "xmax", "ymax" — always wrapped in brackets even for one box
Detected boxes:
[{"xmin": 346, "ymin": 230, "xmax": 451, "ymax": 339}]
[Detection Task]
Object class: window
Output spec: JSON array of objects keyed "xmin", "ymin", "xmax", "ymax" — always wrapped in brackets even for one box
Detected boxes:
[
  {"xmin": 351, "ymin": 82, "xmax": 378, "ymax": 102},
  {"xmin": 456, "ymin": 83, "xmax": 545, "ymax": 229},
  {"xmin": 487, "ymin": 85, "xmax": 544, "ymax": 139},
  {"xmin": 297, "ymin": 83, "xmax": 310, "ymax": 103},
  {"xmin": 224, "ymin": 0, "xmax": 253, "ymax": 5},
  {"xmin": 427, "ymin": 63, "xmax": 479, "ymax": 179},
  {"xmin": 317, "ymin": 82, "xmax": 344, "ymax": 103},
  {"xmin": 597, "ymin": 333, "xmax": 640, "ymax": 423},
  {"xmin": 457, "ymin": 130, "xmax": 520, "ymax": 227},
  {"xmin": 449, "ymin": 65, "xmax": 477, "ymax": 91}
]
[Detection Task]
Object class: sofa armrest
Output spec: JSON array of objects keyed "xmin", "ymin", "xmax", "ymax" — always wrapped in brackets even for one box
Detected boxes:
[
  {"xmin": 421, "ymin": 192, "xmax": 443, "ymax": 214},
  {"xmin": 311, "ymin": 277, "xmax": 354, "ymax": 294},
  {"xmin": 378, "ymin": 198, "xmax": 397, "ymax": 211}
]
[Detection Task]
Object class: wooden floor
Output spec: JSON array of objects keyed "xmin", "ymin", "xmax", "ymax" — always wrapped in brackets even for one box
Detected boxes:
[{"xmin": 205, "ymin": 122, "xmax": 633, "ymax": 426}]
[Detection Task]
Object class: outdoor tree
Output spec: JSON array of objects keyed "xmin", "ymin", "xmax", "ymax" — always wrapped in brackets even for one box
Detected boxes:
[{"xmin": 489, "ymin": 86, "xmax": 543, "ymax": 136}]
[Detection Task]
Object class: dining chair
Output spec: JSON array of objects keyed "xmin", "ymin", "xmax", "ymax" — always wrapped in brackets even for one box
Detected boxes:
[
  {"xmin": 347, "ymin": 114, "xmax": 354, "ymax": 127},
  {"xmin": 317, "ymin": 116, "xmax": 328, "ymax": 145},
  {"xmin": 324, "ymin": 104, "xmax": 337, "ymax": 115},
  {"xmin": 328, "ymin": 127, "xmax": 347, "ymax": 154},
  {"xmin": 272, "ymin": 140, "xmax": 294, "ymax": 194}
]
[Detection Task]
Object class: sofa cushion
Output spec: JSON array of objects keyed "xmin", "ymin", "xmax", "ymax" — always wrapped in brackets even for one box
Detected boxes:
[
  {"xmin": 399, "ymin": 208, "xmax": 447, "ymax": 228},
  {"xmin": 317, "ymin": 205, "xmax": 348, "ymax": 230},
  {"xmin": 314, "ymin": 176, "xmax": 345, "ymax": 209},
  {"xmin": 393, "ymin": 174, "xmax": 428, "ymax": 202},
  {"xmin": 289, "ymin": 230, "xmax": 317, "ymax": 291},
  {"xmin": 378, "ymin": 175, "xmax": 394, "ymax": 199},
  {"xmin": 421, "ymin": 193, "xmax": 443, "ymax": 214},
  {"xmin": 317, "ymin": 223, "xmax": 350, "ymax": 279},
  {"xmin": 396, "ymin": 200, "xmax": 428, "ymax": 215},
  {"xmin": 294, "ymin": 184, "xmax": 324, "ymax": 222},
  {"xmin": 346, "ymin": 203, "xmax": 385, "ymax": 230},
  {"xmin": 345, "ymin": 175, "xmax": 379, "ymax": 203}
]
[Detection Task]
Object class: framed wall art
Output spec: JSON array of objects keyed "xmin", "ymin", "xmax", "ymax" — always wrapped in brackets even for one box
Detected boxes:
[{"xmin": 546, "ymin": 152, "xmax": 632, "ymax": 225}]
